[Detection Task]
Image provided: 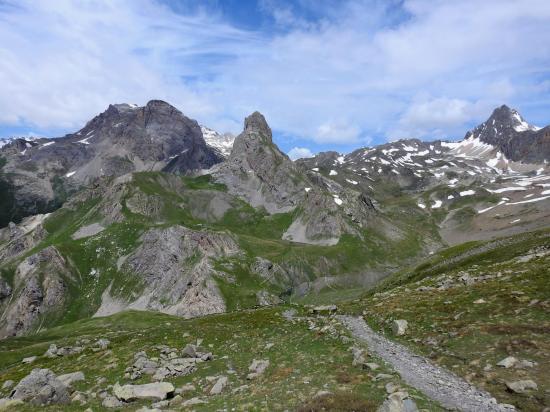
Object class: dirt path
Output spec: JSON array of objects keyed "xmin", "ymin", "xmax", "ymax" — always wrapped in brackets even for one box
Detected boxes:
[{"xmin": 338, "ymin": 316, "xmax": 515, "ymax": 412}]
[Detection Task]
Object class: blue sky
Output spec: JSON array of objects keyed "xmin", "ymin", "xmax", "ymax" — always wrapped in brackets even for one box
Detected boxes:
[{"xmin": 1, "ymin": 0, "xmax": 550, "ymax": 159}]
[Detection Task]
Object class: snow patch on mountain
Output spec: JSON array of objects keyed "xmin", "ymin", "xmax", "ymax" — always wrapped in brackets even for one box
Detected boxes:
[{"xmin": 201, "ymin": 125, "xmax": 234, "ymax": 157}]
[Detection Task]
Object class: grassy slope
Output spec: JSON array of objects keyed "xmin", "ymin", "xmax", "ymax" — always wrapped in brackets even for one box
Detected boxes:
[
  {"xmin": 0, "ymin": 307, "xmax": 441, "ymax": 411},
  {"xmin": 341, "ymin": 229, "xmax": 550, "ymax": 411},
  {"xmin": 1, "ymin": 171, "xmax": 440, "ymax": 331}
]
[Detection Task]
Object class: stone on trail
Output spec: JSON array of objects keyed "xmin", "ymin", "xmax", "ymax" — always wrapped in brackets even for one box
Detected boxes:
[
  {"xmin": 392, "ymin": 319, "xmax": 408, "ymax": 336},
  {"xmin": 113, "ymin": 382, "xmax": 175, "ymax": 401},
  {"xmin": 10, "ymin": 368, "xmax": 70, "ymax": 405}
]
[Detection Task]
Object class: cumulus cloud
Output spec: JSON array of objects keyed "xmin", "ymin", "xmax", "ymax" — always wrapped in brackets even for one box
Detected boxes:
[
  {"xmin": 288, "ymin": 146, "xmax": 314, "ymax": 160},
  {"xmin": 1, "ymin": 0, "xmax": 550, "ymax": 146}
]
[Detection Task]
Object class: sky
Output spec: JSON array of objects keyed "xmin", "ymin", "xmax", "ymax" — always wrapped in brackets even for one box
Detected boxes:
[{"xmin": 1, "ymin": 0, "xmax": 550, "ymax": 159}]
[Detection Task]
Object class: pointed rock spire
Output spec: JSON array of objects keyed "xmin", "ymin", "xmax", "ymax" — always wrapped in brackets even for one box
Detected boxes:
[{"xmin": 244, "ymin": 111, "xmax": 272, "ymax": 140}]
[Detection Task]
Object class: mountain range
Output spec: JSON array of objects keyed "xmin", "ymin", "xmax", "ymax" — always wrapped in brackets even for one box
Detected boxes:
[{"xmin": 0, "ymin": 100, "xmax": 548, "ymax": 411}]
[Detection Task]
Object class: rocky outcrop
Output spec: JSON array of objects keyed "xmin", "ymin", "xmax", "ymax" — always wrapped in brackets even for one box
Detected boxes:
[
  {"xmin": 212, "ymin": 112, "xmax": 307, "ymax": 214},
  {"xmin": 10, "ymin": 369, "xmax": 70, "ymax": 406},
  {"xmin": 0, "ymin": 246, "xmax": 70, "ymax": 338},
  {"xmin": 95, "ymin": 225, "xmax": 240, "ymax": 318},
  {"xmin": 0, "ymin": 215, "xmax": 48, "ymax": 262}
]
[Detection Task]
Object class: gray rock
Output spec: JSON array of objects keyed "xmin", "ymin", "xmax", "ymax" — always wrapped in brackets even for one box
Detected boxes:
[
  {"xmin": 392, "ymin": 319, "xmax": 408, "ymax": 336},
  {"xmin": 506, "ymin": 380, "xmax": 538, "ymax": 394},
  {"xmin": 350, "ymin": 346, "xmax": 367, "ymax": 367},
  {"xmin": 183, "ymin": 397, "xmax": 207, "ymax": 406},
  {"xmin": 0, "ymin": 398, "xmax": 23, "ymax": 410},
  {"xmin": 256, "ymin": 290, "xmax": 283, "ymax": 307},
  {"xmin": 58, "ymin": 371, "xmax": 85, "ymax": 387},
  {"xmin": 1, "ymin": 381, "xmax": 13, "ymax": 390},
  {"xmin": 95, "ymin": 339, "xmax": 110, "ymax": 350},
  {"xmin": 515, "ymin": 359, "xmax": 535, "ymax": 369},
  {"xmin": 113, "ymin": 382, "xmax": 175, "ymax": 401},
  {"xmin": 209, "ymin": 376, "xmax": 228, "ymax": 395},
  {"xmin": 385, "ymin": 382, "xmax": 400, "ymax": 394},
  {"xmin": 496, "ymin": 356, "xmax": 517, "ymax": 368},
  {"xmin": 247, "ymin": 359, "xmax": 269, "ymax": 380},
  {"xmin": 377, "ymin": 391, "xmax": 418, "ymax": 412},
  {"xmin": 102, "ymin": 395, "xmax": 123, "ymax": 408},
  {"xmin": 21, "ymin": 356, "xmax": 37, "ymax": 364},
  {"xmin": 11, "ymin": 368, "xmax": 70, "ymax": 405}
]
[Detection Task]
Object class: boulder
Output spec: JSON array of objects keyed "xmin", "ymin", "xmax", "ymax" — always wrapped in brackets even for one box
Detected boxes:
[
  {"xmin": 247, "ymin": 359, "xmax": 270, "ymax": 380},
  {"xmin": 209, "ymin": 376, "xmax": 228, "ymax": 395},
  {"xmin": 102, "ymin": 395, "xmax": 123, "ymax": 408},
  {"xmin": 350, "ymin": 346, "xmax": 367, "ymax": 367},
  {"xmin": 21, "ymin": 356, "xmax": 37, "ymax": 364},
  {"xmin": 58, "ymin": 371, "xmax": 85, "ymax": 387},
  {"xmin": 506, "ymin": 380, "xmax": 538, "ymax": 394},
  {"xmin": 0, "ymin": 398, "xmax": 23, "ymax": 411},
  {"xmin": 113, "ymin": 382, "xmax": 175, "ymax": 401},
  {"xmin": 496, "ymin": 356, "xmax": 517, "ymax": 368},
  {"xmin": 10, "ymin": 369, "xmax": 70, "ymax": 405},
  {"xmin": 377, "ymin": 391, "xmax": 418, "ymax": 412},
  {"xmin": 392, "ymin": 320, "xmax": 408, "ymax": 336},
  {"xmin": 1, "ymin": 381, "xmax": 13, "ymax": 390},
  {"xmin": 183, "ymin": 397, "xmax": 207, "ymax": 406},
  {"xmin": 95, "ymin": 339, "xmax": 110, "ymax": 350}
]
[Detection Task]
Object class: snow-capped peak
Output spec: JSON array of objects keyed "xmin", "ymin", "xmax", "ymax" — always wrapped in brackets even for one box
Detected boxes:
[
  {"xmin": 510, "ymin": 110, "xmax": 540, "ymax": 132},
  {"xmin": 200, "ymin": 125, "xmax": 235, "ymax": 157}
]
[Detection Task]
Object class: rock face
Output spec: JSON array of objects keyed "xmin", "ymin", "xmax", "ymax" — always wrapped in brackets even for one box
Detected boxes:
[
  {"xmin": 0, "ymin": 100, "xmax": 223, "ymax": 227},
  {"xmin": 10, "ymin": 369, "xmax": 70, "ymax": 406},
  {"xmin": 212, "ymin": 112, "xmax": 307, "ymax": 214},
  {"xmin": 95, "ymin": 225, "xmax": 239, "ymax": 318},
  {"xmin": 0, "ymin": 246, "xmax": 70, "ymax": 338}
]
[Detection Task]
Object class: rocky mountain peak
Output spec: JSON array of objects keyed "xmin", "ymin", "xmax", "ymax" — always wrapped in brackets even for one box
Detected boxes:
[
  {"xmin": 244, "ymin": 111, "xmax": 272, "ymax": 140},
  {"xmin": 487, "ymin": 105, "xmax": 537, "ymax": 133},
  {"xmin": 465, "ymin": 104, "xmax": 541, "ymax": 147}
]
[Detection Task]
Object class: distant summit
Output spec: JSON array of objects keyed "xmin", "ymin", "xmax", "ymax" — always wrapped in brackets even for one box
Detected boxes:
[{"xmin": 465, "ymin": 105, "xmax": 548, "ymax": 163}]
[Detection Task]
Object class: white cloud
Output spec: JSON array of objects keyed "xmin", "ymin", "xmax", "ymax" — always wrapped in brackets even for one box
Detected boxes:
[
  {"xmin": 288, "ymin": 147, "xmax": 314, "ymax": 160},
  {"xmin": 1, "ymin": 0, "xmax": 550, "ymax": 145}
]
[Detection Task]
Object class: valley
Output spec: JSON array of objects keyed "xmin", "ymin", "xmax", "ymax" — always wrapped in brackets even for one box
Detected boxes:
[{"xmin": 0, "ymin": 102, "xmax": 548, "ymax": 411}]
